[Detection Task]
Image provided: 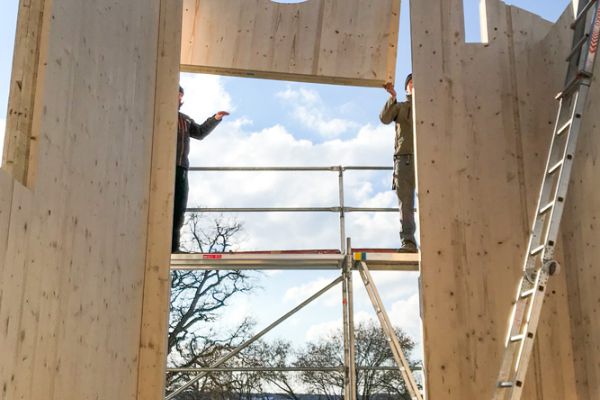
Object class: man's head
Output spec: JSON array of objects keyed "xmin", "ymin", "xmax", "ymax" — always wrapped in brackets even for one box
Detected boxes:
[
  {"xmin": 179, "ymin": 85, "xmax": 184, "ymax": 108},
  {"xmin": 405, "ymin": 73, "xmax": 413, "ymax": 95}
]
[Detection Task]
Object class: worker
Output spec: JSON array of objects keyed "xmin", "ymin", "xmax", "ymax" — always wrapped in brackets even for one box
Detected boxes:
[
  {"xmin": 379, "ymin": 74, "xmax": 417, "ymax": 252},
  {"xmin": 172, "ymin": 85, "xmax": 230, "ymax": 253}
]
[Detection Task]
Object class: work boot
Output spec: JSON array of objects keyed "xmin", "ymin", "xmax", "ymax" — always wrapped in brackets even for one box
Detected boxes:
[{"xmin": 398, "ymin": 240, "xmax": 418, "ymax": 253}]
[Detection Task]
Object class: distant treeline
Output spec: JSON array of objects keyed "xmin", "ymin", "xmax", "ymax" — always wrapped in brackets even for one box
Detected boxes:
[{"xmin": 175, "ymin": 393, "xmax": 401, "ymax": 400}]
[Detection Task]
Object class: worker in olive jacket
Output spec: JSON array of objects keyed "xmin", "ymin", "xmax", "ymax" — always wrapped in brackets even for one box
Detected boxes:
[
  {"xmin": 172, "ymin": 85, "xmax": 229, "ymax": 253},
  {"xmin": 379, "ymin": 74, "xmax": 416, "ymax": 252}
]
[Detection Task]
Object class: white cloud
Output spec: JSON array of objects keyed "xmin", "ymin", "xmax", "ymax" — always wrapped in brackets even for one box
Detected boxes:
[
  {"xmin": 364, "ymin": 271, "xmax": 420, "ymax": 301},
  {"xmin": 305, "ymin": 319, "xmax": 342, "ymax": 341},
  {"xmin": 284, "ymin": 276, "xmax": 340, "ymax": 308},
  {"xmin": 220, "ymin": 296, "xmax": 253, "ymax": 329},
  {"xmin": 186, "ymin": 118, "xmax": 399, "ymax": 250},
  {"xmin": 0, "ymin": 119, "xmax": 5, "ymax": 162},
  {"xmin": 179, "ymin": 74, "xmax": 233, "ymax": 121},
  {"xmin": 276, "ymin": 86, "xmax": 359, "ymax": 137},
  {"xmin": 389, "ymin": 293, "xmax": 422, "ymax": 343},
  {"xmin": 305, "ymin": 311, "xmax": 373, "ymax": 341}
]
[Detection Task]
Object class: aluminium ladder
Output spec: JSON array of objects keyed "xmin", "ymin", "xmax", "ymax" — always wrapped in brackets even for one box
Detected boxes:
[
  {"xmin": 493, "ymin": 1, "xmax": 600, "ymax": 399},
  {"xmin": 357, "ymin": 260, "xmax": 423, "ymax": 400}
]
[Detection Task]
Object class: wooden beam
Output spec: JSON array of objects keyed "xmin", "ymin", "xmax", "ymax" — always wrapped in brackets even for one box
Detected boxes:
[
  {"xmin": 180, "ymin": 0, "xmax": 400, "ymax": 87},
  {"xmin": 136, "ymin": 0, "xmax": 183, "ymax": 399},
  {"xmin": 2, "ymin": 0, "xmax": 46, "ymax": 184}
]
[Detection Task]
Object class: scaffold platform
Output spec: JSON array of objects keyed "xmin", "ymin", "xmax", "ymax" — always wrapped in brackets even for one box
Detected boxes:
[{"xmin": 170, "ymin": 249, "xmax": 419, "ymax": 271}]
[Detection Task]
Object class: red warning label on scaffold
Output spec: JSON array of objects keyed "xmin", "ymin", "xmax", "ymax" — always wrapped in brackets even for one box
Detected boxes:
[{"xmin": 203, "ymin": 254, "xmax": 223, "ymax": 259}]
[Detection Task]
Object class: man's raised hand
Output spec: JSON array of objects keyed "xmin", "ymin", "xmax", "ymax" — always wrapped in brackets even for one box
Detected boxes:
[
  {"xmin": 215, "ymin": 111, "xmax": 230, "ymax": 121},
  {"xmin": 383, "ymin": 82, "xmax": 396, "ymax": 99}
]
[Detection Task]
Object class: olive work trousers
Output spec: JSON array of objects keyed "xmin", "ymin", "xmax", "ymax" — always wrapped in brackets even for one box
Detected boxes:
[
  {"xmin": 393, "ymin": 155, "xmax": 416, "ymax": 245},
  {"xmin": 172, "ymin": 166, "xmax": 189, "ymax": 253}
]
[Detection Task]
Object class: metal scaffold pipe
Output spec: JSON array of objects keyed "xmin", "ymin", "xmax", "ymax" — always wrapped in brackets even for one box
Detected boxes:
[{"xmin": 166, "ymin": 276, "xmax": 343, "ymax": 400}]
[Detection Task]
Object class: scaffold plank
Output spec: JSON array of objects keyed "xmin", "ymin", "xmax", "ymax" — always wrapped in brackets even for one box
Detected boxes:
[{"xmin": 170, "ymin": 250, "xmax": 419, "ymax": 271}]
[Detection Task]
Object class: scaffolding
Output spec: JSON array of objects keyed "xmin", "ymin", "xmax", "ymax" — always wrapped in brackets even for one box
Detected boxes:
[{"xmin": 167, "ymin": 165, "xmax": 423, "ymax": 400}]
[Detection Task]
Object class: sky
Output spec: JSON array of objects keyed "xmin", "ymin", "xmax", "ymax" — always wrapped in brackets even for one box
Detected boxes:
[{"xmin": 0, "ymin": 0, "xmax": 572, "ymax": 367}]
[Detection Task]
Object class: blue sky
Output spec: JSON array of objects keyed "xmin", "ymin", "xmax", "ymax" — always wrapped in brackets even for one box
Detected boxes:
[{"xmin": 0, "ymin": 0, "xmax": 572, "ymax": 366}]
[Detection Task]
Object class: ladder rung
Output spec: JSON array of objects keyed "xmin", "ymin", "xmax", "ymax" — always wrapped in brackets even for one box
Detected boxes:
[
  {"xmin": 520, "ymin": 288, "xmax": 536, "ymax": 298},
  {"xmin": 556, "ymin": 119, "xmax": 572, "ymax": 136},
  {"xmin": 497, "ymin": 381, "xmax": 514, "ymax": 388},
  {"xmin": 538, "ymin": 201, "xmax": 555, "ymax": 215},
  {"xmin": 530, "ymin": 244, "xmax": 545, "ymax": 256},
  {"xmin": 556, "ymin": 73, "xmax": 587, "ymax": 99},
  {"xmin": 571, "ymin": 0, "xmax": 599, "ymax": 29},
  {"xmin": 548, "ymin": 159, "xmax": 564, "ymax": 175},
  {"xmin": 510, "ymin": 334, "xmax": 526, "ymax": 343},
  {"xmin": 566, "ymin": 34, "xmax": 590, "ymax": 61}
]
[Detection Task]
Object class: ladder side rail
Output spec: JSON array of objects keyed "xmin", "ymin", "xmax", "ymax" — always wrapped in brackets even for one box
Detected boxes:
[
  {"xmin": 494, "ymin": 278, "xmax": 535, "ymax": 394},
  {"xmin": 582, "ymin": 2, "xmax": 600, "ymax": 74},
  {"xmin": 359, "ymin": 268, "xmax": 421, "ymax": 400},
  {"xmin": 543, "ymin": 87, "xmax": 589, "ymax": 262},
  {"xmin": 522, "ymin": 98, "xmax": 572, "ymax": 272},
  {"xmin": 566, "ymin": 0, "xmax": 598, "ymax": 82},
  {"xmin": 504, "ymin": 278, "xmax": 533, "ymax": 347},
  {"xmin": 358, "ymin": 261, "xmax": 423, "ymax": 400},
  {"xmin": 493, "ymin": 267, "xmax": 551, "ymax": 400},
  {"xmin": 503, "ymin": 268, "xmax": 553, "ymax": 400}
]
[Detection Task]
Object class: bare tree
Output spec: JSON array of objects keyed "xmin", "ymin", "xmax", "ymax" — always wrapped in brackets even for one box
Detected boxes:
[
  {"xmin": 167, "ymin": 213, "xmax": 258, "ymax": 394},
  {"xmin": 294, "ymin": 334, "xmax": 345, "ymax": 400},
  {"xmin": 239, "ymin": 339, "xmax": 301, "ymax": 400},
  {"xmin": 295, "ymin": 321, "xmax": 420, "ymax": 400}
]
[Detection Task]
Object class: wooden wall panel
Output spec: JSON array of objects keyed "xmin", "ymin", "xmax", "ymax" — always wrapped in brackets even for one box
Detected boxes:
[
  {"xmin": 137, "ymin": 0, "xmax": 183, "ymax": 399},
  {"xmin": 1, "ymin": 0, "xmax": 45, "ymax": 184},
  {"xmin": 0, "ymin": 180, "xmax": 33, "ymax": 400},
  {"xmin": 561, "ymin": 45, "xmax": 600, "ymax": 400},
  {"xmin": 180, "ymin": 0, "xmax": 400, "ymax": 87},
  {"xmin": 0, "ymin": 172, "xmax": 13, "ymax": 270},
  {"xmin": 412, "ymin": 1, "xmax": 579, "ymax": 398},
  {"xmin": 0, "ymin": 0, "xmax": 180, "ymax": 399}
]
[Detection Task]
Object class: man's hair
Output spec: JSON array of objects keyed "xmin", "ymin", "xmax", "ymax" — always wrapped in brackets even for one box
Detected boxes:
[
  {"xmin": 179, "ymin": 85, "xmax": 184, "ymax": 94},
  {"xmin": 404, "ymin": 73, "xmax": 413, "ymax": 91}
]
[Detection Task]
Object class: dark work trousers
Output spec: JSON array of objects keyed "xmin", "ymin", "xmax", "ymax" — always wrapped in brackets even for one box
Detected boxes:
[
  {"xmin": 393, "ymin": 155, "xmax": 416, "ymax": 245},
  {"xmin": 172, "ymin": 166, "xmax": 189, "ymax": 252}
]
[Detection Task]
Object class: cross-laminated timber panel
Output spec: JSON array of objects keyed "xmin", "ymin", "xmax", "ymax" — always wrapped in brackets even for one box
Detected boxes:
[
  {"xmin": 0, "ymin": 0, "xmax": 180, "ymax": 399},
  {"xmin": 559, "ymin": 33, "xmax": 600, "ymax": 400},
  {"xmin": 412, "ymin": 0, "xmax": 598, "ymax": 398},
  {"xmin": 2, "ymin": 0, "xmax": 406, "ymax": 399},
  {"xmin": 180, "ymin": 0, "xmax": 401, "ymax": 87}
]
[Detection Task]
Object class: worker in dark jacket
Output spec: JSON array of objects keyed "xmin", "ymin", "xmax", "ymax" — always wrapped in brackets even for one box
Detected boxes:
[
  {"xmin": 172, "ymin": 85, "xmax": 229, "ymax": 253},
  {"xmin": 379, "ymin": 74, "xmax": 416, "ymax": 252}
]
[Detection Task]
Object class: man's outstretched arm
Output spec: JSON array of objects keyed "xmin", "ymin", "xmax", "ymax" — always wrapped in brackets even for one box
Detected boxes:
[{"xmin": 189, "ymin": 111, "xmax": 230, "ymax": 140}]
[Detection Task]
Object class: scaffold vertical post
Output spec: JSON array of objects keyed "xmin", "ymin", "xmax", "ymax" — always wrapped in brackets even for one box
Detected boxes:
[
  {"xmin": 342, "ymin": 238, "xmax": 356, "ymax": 400},
  {"xmin": 338, "ymin": 166, "xmax": 346, "ymax": 253},
  {"xmin": 346, "ymin": 238, "xmax": 357, "ymax": 398}
]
